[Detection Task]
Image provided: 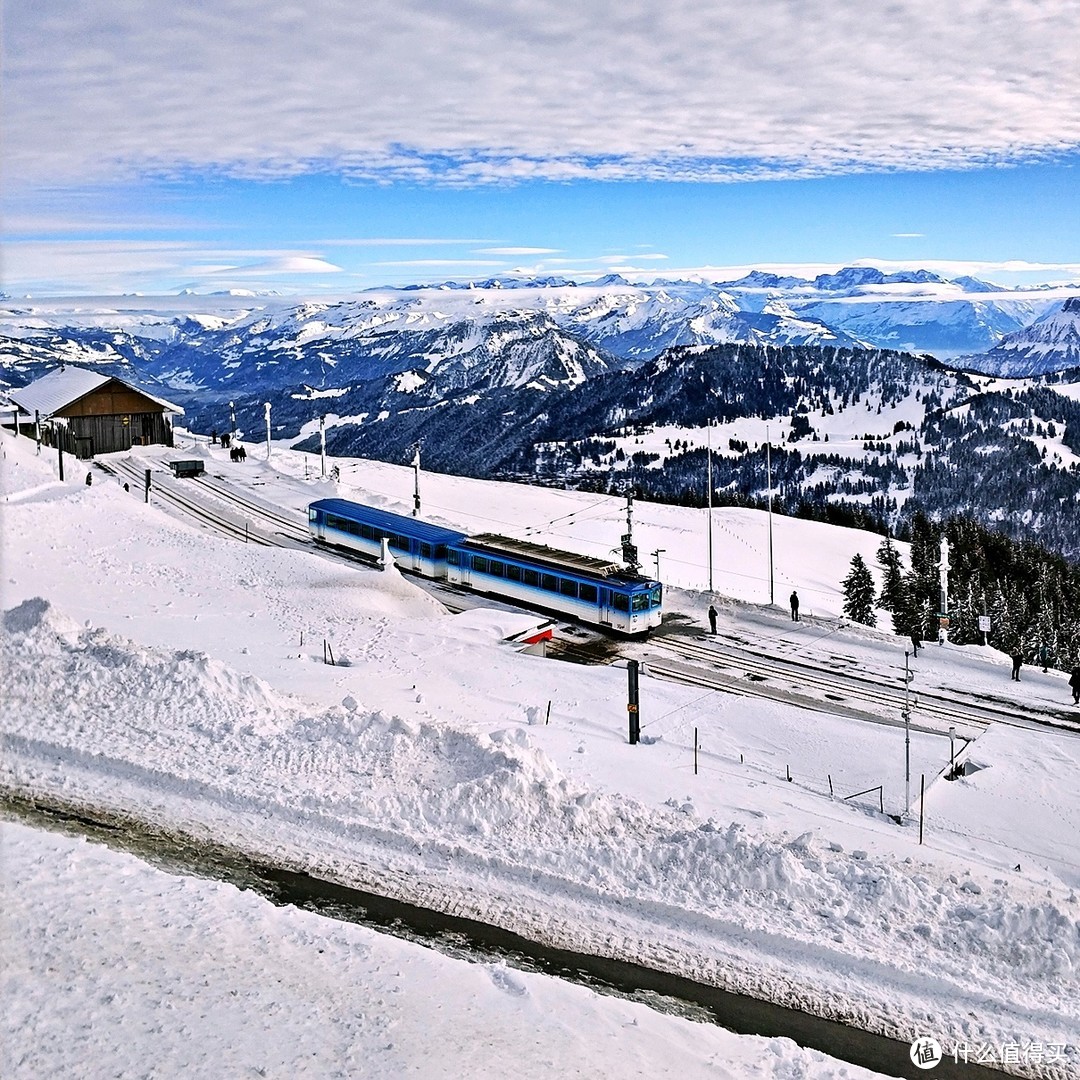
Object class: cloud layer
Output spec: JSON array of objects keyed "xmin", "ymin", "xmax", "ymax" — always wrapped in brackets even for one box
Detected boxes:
[{"xmin": 6, "ymin": 0, "xmax": 1079, "ymax": 187}]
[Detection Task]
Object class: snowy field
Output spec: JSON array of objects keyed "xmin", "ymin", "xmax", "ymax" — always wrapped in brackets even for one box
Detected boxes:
[{"xmin": 2, "ymin": 429, "xmax": 1079, "ymax": 1079}]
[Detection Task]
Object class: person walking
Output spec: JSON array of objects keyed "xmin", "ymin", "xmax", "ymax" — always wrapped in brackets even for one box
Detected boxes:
[
  {"xmin": 1069, "ymin": 666, "xmax": 1080, "ymax": 705},
  {"xmin": 708, "ymin": 604, "xmax": 718, "ymax": 635},
  {"xmin": 1010, "ymin": 651, "xmax": 1023, "ymax": 682},
  {"xmin": 1039, "ymin": 644, "xmax": 1049, "ymax": 672},
  {"xmin": 789, "ymin": 591, "xmax": 800, "ymax": 622},
  {"xmin": 910, "ymin": 630, "xmax": 922, "ymax": 657}
]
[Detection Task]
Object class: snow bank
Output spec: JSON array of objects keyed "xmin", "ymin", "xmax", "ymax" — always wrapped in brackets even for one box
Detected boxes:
[
  {"xmin": 0, "ymin": 819, "xmax": 891, "ymax": 1080},
  {"xmin": 3, "ymin": 597, "xmax": 1078, "ymax": 1074}
]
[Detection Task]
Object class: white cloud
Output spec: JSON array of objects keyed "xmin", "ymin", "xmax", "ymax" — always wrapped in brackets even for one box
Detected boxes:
[
  {"xmin": 207, "ymin": 256, "xmax": 343, "ymax": 277},
  {"xmin": 474, "ymin": 247, "xmax": 562, "ymax": 256},
  {"xmin": 1, "ymin": 240, "xmax": 345, "ymax": 295},
  {"xmin": 5, "ymin": 1, "xmax": 1079, "ymax": 188}
]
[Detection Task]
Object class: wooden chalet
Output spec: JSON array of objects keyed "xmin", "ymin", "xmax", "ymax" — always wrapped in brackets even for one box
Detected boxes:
[{"xmin": 9, "ymin": 368, "xmax": 184, "ymax": 458}]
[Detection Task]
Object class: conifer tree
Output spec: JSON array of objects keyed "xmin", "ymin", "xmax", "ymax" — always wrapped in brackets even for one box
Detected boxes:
[
  {"xmin": 875, "ymin": 537, "xmax": 905, "ymax": 612},
  {"xmin": 842, "ymin": 553, "xmax": 877, "ymax": 626}
]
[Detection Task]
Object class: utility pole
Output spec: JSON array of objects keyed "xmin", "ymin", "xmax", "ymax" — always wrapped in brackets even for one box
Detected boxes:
[
  {"xmin": 412, "ymin": 445, "xmax": 421, "ymax": 517},
  {"xmin": 264, "ymin": 402, "xmax": 272, "ymax": 461},
  {"xmin": 229, "ymin": 400, "xmax": 236, "ymax": 442},
  {"xmin": 57, "ymin": 435, "xmax": 64, "ymax": 482},
  {"xmin": 903, "ymin": 650, "xmax": 913, "ymax": 818},
  {"xmin": 621, "ymin": 493, "xmax": 641, "ymax": 573},
  {"xmin": 34, "ymin": 410, "xmax": 40, "ymax": 455},
  {"xmin": 766, "ymin": 425, "xmax": 774, "ymax": 606},
  {"xmin": 652, "ymin": 548, "xmax": 665, "ymax": 581},
  {"xmin": 939, "ymin": 535, "xmax": 950, "ymax": 643},
  {"xmin": 319, "ymin": 414, "xmax": 327, "ymax": 478},
  {"xmin": 706, "ymin": 419, "xmax": 714, "ymax": 592},
  {"xmin": 627, "ymin": 658, "xmax": 640, "ymax": 744}
]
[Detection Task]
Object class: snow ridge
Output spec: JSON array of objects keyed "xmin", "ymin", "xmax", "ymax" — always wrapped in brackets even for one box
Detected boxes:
[{"xmin": 3, "ymin": 596, "xmax": 1078, "ymax": 1071}]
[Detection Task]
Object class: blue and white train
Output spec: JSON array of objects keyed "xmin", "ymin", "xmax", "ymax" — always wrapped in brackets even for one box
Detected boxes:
[{"xmin": 307, "ymin": 498, "xmax": 663, "ymax": 635}]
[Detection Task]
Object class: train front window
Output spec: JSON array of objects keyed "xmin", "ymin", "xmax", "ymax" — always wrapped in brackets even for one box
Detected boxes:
[
  {"xmin": 631, "ymin": 592, "xmax": 650, "ymax": 613},
  {"xmin": 308, "ymin": 508, "xmax": 318, "ymax": 522}
]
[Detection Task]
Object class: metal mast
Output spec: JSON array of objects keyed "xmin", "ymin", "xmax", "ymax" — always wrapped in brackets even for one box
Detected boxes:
[
  {"xmin": 622, "ymin": 493, "xmax": 641, "ymax": 573},
  {"xmin": 412, "ymin": 446, "xmax": 421, "ymax": 517},
  {"xmin": 766, "ymin": 425, "xmax": 774, "ymax": 605},
  {"xmin": 706, "ymin": 420, "xmax": 714, "ymax": 592}
]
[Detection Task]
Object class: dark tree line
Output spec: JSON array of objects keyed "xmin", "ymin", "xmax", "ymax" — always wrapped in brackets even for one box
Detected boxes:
[{"xmin": 842, "ymin": 513, "xmax": 1080, "ymax": 670}]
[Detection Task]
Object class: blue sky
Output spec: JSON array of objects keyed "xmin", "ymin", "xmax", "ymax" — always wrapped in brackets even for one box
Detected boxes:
[{"xmin": 4, "ymin": 0, "xmax": 1079, "ymax": 296}]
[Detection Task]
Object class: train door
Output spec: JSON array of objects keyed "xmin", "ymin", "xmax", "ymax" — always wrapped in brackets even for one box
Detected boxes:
[{"xmin": 597, "ymin": 587, "xmax": 613, "ymax": 627}]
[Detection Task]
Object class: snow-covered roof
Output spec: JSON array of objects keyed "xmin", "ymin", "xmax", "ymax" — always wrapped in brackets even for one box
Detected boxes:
[{"xmin": 10, "ymin": 367, "xmax": 185, "ymax": 418}]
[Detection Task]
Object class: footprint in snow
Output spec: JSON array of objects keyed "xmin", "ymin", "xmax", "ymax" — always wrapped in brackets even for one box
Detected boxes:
[{"xmin": 487, "ymin": 965, "xmax": 528, "ymax": 997}]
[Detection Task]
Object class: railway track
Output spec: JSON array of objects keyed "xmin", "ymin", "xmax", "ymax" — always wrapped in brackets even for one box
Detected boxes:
[
  {"xmin": 639, "ymin": 630, "xmax": 1080, "ymax": 738},
  {"xmin": 102, "ymin": 457, "xmax": 280, "ymax": 547},
  {"xmin": 96, "ymin": 451, "xmax": 1080, "ymax": 740}
]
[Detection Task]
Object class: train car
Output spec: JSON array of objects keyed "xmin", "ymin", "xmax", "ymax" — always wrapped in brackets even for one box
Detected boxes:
[
  {"xmin": 446, "ymin": 533, "xmax": 663, "ymax": 635},
  {"xmin": 307, "ymin": 499, "xmax": 466, "ymax": 577}
]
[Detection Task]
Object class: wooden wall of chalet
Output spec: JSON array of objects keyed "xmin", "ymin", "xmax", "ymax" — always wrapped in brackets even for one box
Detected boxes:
[
  {"xmin": 57, "ymin": 383, "xmax": 164, "ymax": 420},
  {"xmin": 55, "ymin": 382, "xmax": 175, "ymax": 456},
  {"xmin": 67, "ymin": 412, "xmax": 173, "ymax": 456}
]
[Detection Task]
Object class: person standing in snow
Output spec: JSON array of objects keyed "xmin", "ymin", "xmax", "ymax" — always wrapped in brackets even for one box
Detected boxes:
[
  {"xmin": 789, "ymin": 591, "xmax": 800, "ymax": 622},
  {"xmin": 1010, "ymin": 650, "xmax": 1023, "ymax": 682},
  {"xmin": 1069, "ymin": 666, "xmax": 1080, "ymax": 705},
  {"xmin": 708, "ymin": 604, "xmax": 718, "ymax": 635},
  {"xmin": 910, "ymin": 630, "xmax": 921, "ymax": 657}
]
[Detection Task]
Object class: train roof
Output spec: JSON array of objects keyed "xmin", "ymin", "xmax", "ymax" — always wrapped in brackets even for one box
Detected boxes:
[
  {"xmin": 309, "ymin": 499, "xmax": 468, "ymax": 546},
  {"xmin": 460, "ymin": 533, "xmax": 657, "ymax": 586}
]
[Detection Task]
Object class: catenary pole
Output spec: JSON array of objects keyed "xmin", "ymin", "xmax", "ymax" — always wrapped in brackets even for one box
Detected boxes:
[
  {"xmin": 766, "ymin": 425, "xmax": 774, "ymax": 605},
  {"xmin": 319, "ymin": 414, "xmax": 327, "ymax": 478},
  {"xmin": 412, "ymin": 446, "xmax": 421, "ymax": 516},
  {"xmin": 706, "ymin": 419, "xmax": 713, "ymax": 592}
]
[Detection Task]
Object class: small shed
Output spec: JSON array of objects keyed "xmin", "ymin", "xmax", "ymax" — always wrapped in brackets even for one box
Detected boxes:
[{"xmin": 9, "ymin": 368, "xmax": 184, "ymax": 458}]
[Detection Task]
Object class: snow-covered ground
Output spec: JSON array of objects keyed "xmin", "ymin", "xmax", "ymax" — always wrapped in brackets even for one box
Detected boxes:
[{"xmin": 2, "ymin": 429, "xmax": 1079, "ymax": 1079}]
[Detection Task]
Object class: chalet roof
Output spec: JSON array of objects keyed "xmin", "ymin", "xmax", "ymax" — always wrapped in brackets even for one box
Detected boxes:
[{"xmin": 9, "ymin": 367, "xmax": 185, "ymax": 418}]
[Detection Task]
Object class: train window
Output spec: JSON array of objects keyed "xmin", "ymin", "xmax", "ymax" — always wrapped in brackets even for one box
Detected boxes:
[
  {"xmin": 612, "ymin": 593, "xmax": 630, "ymax": 612},
  {"xmin": 448, "ymin": 549, "xmax": 461, "ymax": 566},
  {"xmin": 472, "ymin": 555, "xmax": 489, "ymax": 573},
  {"xmin": 390, "ymin": 533, "xmax": 408, "ymax": 550},
  {"xmin": 327, "ymin": 514, "xmax": 342, "ymax": 530},
  {"xmin": 522, "ymin": 568, "xmax": 539, "ymax": 587},
  {"xmin": 360, "ymin": 523, "xmax": 377, "ymax": 541},
  {"xmin": 348, "ymin": 522, "xmax": 360, "ymax": 536},
  {"xmin": 541, "ymin": 574, "xmax": 557, "ymax": 592},
  {"xmin": 579, "ymin": 583, "xmax": 597, "ymax": 603},
  {"xmin": 506, "ymin": 564, "xmax": 522, "ymax": 582},
  {"xmin": 650, "ymin": 586, "xmax": 662, "ymax": 608},
  {"xmin": 434, "ymin": 545, "xmax": 447, "ymax": 559},
  {"xmin": 420, "ymin": 542, "xmax": 432, "ymax": 559},
  {"xmin": 559, "ymin": 579, "xmax": 577, "ymax": 598},
  {"xmin": 632, "ymin": 593, "xmax": 650, "ymax": 612},
  {"xmin": 488, "ymin": 561, "xmax": 505, "ymax": 578}
]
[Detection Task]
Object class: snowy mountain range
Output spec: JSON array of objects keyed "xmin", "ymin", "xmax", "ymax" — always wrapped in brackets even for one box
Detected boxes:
[
  {"xmin": 1, "ymin": 268, "xmax": 1075, "ymax": 402},
  {"xmin": 2, "ymin": 269, "xmax": 1079, "ymax": 558},
  {"xmin": 951, "ymin": 295, "xmax": 1080, "ymax": 377}
]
